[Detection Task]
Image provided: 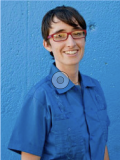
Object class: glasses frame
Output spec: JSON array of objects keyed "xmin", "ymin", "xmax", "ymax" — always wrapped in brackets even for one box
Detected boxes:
[{"xmin": 47, "ymin": 29, "xmax": 87, "ymax": 42}]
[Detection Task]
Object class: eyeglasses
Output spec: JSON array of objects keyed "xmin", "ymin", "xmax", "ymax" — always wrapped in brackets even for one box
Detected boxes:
[{"xmin": 47, "ymin": 30, "xmax": 86, "ymax": 42}]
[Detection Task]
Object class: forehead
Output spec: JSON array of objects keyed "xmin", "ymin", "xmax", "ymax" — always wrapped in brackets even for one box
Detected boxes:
[{"xmin": 49, "ymin": 16, "xmax": 81, "ymax": 34}]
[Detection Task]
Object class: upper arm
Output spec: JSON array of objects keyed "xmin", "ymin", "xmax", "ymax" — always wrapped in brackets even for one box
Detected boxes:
[
  {"xmin": 8, "ymin": 87, "xmax": 51, "ymax": 156},
  {"xmin": 21, "ymin": 152, "xmax": 41, "ymax": 160}
]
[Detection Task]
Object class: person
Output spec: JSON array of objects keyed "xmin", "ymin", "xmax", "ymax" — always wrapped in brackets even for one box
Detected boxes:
[{"xmin": 8, "ymin": 5, "xmax": 110, "ymax": 160}]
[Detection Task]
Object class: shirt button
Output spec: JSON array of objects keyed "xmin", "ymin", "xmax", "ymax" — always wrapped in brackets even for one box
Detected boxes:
[{"xmin": 68, "ymin": 128, "xmax": 71, "ymax": 131}]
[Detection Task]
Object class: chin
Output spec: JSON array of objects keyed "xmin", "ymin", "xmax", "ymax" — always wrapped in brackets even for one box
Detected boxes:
[{"xmin": 66, "ymin": 61, "xmax": 80, "ymax": 66}]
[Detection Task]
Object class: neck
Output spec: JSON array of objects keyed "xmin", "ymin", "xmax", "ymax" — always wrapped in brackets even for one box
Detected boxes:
[{"xmin": 55, "ymin": 62, "xmax": 80, "ymax": 85}]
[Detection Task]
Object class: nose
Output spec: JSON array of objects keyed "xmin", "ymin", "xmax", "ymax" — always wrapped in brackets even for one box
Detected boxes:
[{"xmin": 66, "ymin": 35, "xmax": 76, "ymax": 47}]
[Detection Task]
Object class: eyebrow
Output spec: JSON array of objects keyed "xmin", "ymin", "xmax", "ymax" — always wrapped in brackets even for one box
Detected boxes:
[
  {"xmin": 52, "ymin": 29, "xmax": 66, "ymax": 35},
  {"xmin": 51, "ymin": 26, "xmax": 83, "ymax": 35}
]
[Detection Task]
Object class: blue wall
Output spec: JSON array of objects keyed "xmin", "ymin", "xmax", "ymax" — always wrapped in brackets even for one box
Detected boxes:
[{"xmin": 1, "ymin": 1, "xmax": 120, "ymax": 160}]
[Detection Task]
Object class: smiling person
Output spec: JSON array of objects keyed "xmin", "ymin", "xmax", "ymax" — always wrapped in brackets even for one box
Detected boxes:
[{"xmin": 8, "ymin": 5, "xmax": 110, "ymax": 160}]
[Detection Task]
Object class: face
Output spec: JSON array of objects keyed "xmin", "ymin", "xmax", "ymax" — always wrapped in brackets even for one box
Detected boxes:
[{"xmin": 43, "ymin": 17, "xmax": 86, "ymax": 69}]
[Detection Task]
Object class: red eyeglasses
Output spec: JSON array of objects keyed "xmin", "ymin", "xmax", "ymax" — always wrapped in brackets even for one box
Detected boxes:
[{"xmin": 47, "ymin": 30, "xmax": 86, "ymax": 42}]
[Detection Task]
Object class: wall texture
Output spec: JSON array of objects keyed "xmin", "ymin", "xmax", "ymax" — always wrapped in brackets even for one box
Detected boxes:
[{"xmin": 1, "ymin": 1, "xmax": 120, "ymax": 160}]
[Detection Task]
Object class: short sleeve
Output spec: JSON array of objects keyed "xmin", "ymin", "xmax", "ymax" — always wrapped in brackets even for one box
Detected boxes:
[{"xmin": 8, "ymin": 89, "xmax": 51, "ymax": 157}]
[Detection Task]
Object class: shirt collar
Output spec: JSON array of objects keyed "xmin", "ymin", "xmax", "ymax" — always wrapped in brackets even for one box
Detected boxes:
[{"xmin": 48, "ymin": 62, "xmax": 95, "ymax": 94}]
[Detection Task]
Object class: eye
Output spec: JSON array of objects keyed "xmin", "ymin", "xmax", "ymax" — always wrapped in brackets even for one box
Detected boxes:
[
  {"xmin": 77, "ymin": 32, "xmax": 82, "ymax": 35},
  {"xmin": 53, "ymin": 33, "xmax": 67, "ymax": 41},
  {"xmin": 73, "ymin": 31, "xmax": 82, "ymax": 36},
  {"xmin": 72, "ymin": 30, "xmax": 85, "ymax": 38},
  {"xmin": 54, "ymin": 33, "xmax": 65, "ymax": 38},
  {"xmin": 58, "ymin": 34, "xmax": 64, "ymax": 37},
  {"xmin": 56, "ymin": 34, "xmax": 62, "ymax": 38}
]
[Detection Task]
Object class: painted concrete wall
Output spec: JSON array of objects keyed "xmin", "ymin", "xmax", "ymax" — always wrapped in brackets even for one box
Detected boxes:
[{"xmin": 1, "ymin": 1, "xmax": 120, "ymax": 160}]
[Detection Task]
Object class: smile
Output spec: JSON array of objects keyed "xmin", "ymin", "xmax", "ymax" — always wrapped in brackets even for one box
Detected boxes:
[{"xmin": 64, "ymin": 50, "xmax": 78, "ymax": 55}]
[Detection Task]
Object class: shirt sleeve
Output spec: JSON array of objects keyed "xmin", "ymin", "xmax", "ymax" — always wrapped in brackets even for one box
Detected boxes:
[
  {"xmin": 8, "ymin": 88, "xmax": 51, "ymax": 157},
  {"xmin": 94, "ymin": 80, "xmax": 110, "ymax": 141}
]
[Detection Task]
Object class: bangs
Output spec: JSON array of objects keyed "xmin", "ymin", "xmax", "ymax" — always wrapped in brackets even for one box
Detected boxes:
[{"xmin": 51, "ymin": 11, "xmax": 78, "ymax": 28}]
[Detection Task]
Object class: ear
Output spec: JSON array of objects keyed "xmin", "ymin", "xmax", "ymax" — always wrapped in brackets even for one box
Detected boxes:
[{"xmin": 43, "ymin": 40, "xmax": 52, "ymax": 52}]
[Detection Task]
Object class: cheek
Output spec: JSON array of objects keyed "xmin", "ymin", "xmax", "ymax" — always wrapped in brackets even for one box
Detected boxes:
[
  {"xmin": 77, "ymin": 39, "xmax": 85, "ymax": 48},
  {"xmin": 51, "ymin": 47, "xmax": 62, "ymax": 58},
  {"xmin": 80, "ymin": 42, "xmax": 85, "ymax": 50},
  {"xmin": 53, "ymin": 44, "xmax": 65, "ymax": 54}
]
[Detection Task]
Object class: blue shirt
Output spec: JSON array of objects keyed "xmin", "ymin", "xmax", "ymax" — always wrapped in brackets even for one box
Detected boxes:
[{"xmin": 8, "ymin": 62, "xmax": 110, "ymax": 160}]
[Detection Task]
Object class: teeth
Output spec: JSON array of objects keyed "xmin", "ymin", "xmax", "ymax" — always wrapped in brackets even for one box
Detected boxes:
[{"xmin": 65, "ymin": 51, "xmax": 77, "ymax": 54}]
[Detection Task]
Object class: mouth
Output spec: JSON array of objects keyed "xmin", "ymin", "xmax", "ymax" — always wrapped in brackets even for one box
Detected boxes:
[{"xmin": 64, "ymin": 50, "xmax": 78, "ymax": 56}]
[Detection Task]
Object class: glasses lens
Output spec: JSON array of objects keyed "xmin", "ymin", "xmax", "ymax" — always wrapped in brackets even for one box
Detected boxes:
[
  {"xmin": 72, "ymin": 30, "xmax": 86, "ymax": 39},
  {"xmin": 53, "ymin": 33, "xmax": 67, "ymax": 41}
]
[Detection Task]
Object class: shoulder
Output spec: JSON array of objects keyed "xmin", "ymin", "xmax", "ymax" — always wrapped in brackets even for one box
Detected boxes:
[
  {"xmin": 81, "ymin": 73, "xmax": 105, "ymax": 97},
  {"xmin": 81, "ymin": 73, "xmax": 101, "ymax": 87},
  {"xmin": 25, "ymin": 76, "xmax": 52, "ymax": 105}
]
